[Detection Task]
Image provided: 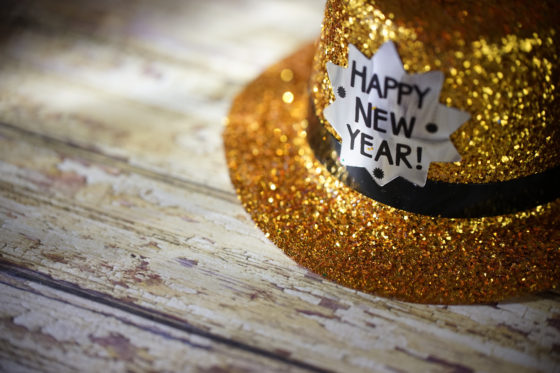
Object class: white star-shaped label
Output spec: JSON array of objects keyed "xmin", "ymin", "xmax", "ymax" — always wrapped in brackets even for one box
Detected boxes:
[{"xmin": 323, "ymin": 42, "xmax": 470, "ymax": 187}]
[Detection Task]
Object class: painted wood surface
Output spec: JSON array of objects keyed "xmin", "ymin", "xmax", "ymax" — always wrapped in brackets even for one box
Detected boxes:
[{"xmin": 0, "ymin": 1, "xmax": 559, "ymax": 372}]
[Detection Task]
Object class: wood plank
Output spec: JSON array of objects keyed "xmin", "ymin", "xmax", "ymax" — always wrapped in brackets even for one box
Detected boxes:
[
  {"xmin": 1, "ymin": 125, "xmax": 559, "ymax": 372},
  {"xmin": 0, "ymin": 269, "xmax": 314, "ymax": 373},
  {"xmin": 0, "ymin": 0, "xmax": 324, "ymax": 191},
  {"xmin": 0, "ymin": 61, "xmax": 234, "ymax": 191},
  {"xmin": 10, "ymin": 0, "xmax": 323, "ymax": 68}
]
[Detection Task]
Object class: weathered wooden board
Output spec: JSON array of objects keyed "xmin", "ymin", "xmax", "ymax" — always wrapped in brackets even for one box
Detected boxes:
[
  {"xmin": 0, "ymin": 271, "xmax": 308, "ymax": 373},
  {"xmin": 1, "ymin": 0, "xmax": 559, "ymax": 372},
  {"xmin": 0, "ymin": 0, "xmax": 323, "ymax": 191}
]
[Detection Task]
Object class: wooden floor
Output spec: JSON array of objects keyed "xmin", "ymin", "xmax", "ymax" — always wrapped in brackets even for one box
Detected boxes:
[{"xmin": 0, "ymin": 1, "xmax": 559, "ymax": 372}]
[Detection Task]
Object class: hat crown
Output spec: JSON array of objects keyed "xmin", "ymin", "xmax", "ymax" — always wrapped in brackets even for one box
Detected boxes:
[{"xmin": 311, "ymin": 0, "xmax": 560, "ymax": 184}]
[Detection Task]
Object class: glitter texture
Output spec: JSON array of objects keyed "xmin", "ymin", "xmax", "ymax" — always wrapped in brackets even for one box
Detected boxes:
[
  {"xmin": 224, "ymin": 0, "xmax": 560, "ymax": 304},
  {"xmin": 311, "ymin": 0, "xmax": 559, "ymax": 183}
]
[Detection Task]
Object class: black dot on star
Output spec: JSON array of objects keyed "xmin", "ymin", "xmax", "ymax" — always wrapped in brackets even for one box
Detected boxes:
[
  {"xmin": 426, "ymin": 123, "xmax": 438, "ymax": 133},
  {"xmin": 337, "ymin": 86, "xmax": 346, "ymax": 98},
  {"xmin": 373, "ymin": 167, "xmax": 384, "ymax": 179}
]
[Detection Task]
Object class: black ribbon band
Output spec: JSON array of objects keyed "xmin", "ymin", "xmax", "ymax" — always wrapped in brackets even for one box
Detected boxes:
[{"xmin": 308, "ymin": 109, "xmax": 560, "ymax": 218}]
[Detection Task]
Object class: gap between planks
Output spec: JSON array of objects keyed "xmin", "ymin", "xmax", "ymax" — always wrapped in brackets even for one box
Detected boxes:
[
  {"xmin": 0, "ymin": 260, "xmax": 332, "ymax": 373},
  {"xmin": 0, "ymin": 121, "xmax": 238, "ymax": 204}
]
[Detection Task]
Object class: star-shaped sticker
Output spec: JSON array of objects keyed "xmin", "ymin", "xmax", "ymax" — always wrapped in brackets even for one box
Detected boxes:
[{"xmin": 323, "ymin": 42, "xmax": 470, "ymax": 187}]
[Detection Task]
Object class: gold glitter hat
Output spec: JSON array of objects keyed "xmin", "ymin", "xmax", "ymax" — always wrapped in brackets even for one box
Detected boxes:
[{"xmin": 224, "ymin": 0, "xmax": 560, "ymax": 304}]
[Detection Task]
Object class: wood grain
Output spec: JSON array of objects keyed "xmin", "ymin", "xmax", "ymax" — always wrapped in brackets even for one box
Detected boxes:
[
  {"xmin": 0, "ymin": 270, "xmax": 313, "ymax": 373},
  {"xmin": 0, "ymin": 0, "xmax": 559, "ymax": 372},
  {"xmin": 0, "ymin": 0, "xmax": 323, "ymax": 191}
]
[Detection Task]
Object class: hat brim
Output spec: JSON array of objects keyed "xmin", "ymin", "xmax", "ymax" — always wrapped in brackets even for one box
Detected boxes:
[{"xmin": 224, "ymin": 43, "xmax": 560, "ymax": 304}]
